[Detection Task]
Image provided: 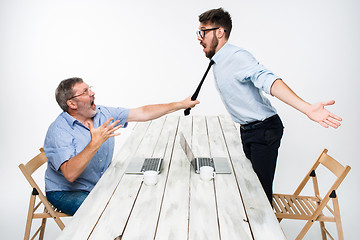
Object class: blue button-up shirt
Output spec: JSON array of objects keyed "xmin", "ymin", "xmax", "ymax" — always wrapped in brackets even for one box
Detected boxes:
[
  {"xmin": 44, "ymin": 105, "xmax": 129, "ymax": 192},
  {"xmin": 212, "ymin": 43, "xmax": 280, "ymax": 125}
]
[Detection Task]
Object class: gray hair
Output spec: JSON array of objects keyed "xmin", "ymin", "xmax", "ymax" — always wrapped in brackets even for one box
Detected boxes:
[{"xmin": 55, "ymin": 77, "xmax": 83, "ymax": 112}]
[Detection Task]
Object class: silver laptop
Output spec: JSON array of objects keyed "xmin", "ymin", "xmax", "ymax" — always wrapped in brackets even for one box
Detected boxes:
[
  {"xmin": 125, "ymin": 134, "xmax": 173, "ymax": 174},
  {"xmin": 179, "ymin": 132, "xmax": 231, "ymax": 174},
  {"xmin": 125, "ymin": 157, "xmax": 163, "ymax": 174}
]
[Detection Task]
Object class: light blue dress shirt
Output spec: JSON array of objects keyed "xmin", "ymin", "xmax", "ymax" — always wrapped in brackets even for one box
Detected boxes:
[
  {"xmin": 211, "ymin": 43, "xmax": 280, "ymax": 125},
  {"xmin": 44, "ymin": 105, "xmax": 129, "ymax": 192}
]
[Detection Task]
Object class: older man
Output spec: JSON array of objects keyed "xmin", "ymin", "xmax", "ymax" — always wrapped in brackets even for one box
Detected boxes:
[{"xmin": 44, "ymin": 77, "xmax": 199, "ymax": 215}]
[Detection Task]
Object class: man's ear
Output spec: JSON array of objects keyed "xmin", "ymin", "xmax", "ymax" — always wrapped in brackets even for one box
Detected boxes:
[
  {"xmin": 217, "ymin": 27, "xmax": 226, "ymax": 39},
  {"xmin": 67, "ymin": 99, "xmax": 77, "ymax": 110}
]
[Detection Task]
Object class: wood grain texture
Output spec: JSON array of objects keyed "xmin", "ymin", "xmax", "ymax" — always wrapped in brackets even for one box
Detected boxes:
[
  {"xmin": 206, "ymin": 116, "xmax": 253, "ymax": 239},
  {"xmin": 218, "ymin": 115, "xmax": 286, "ymax": 239},
  {"xmin": 155, "ymin": 116, "xmax": 192, "ymax": 240},
  {"xmin": 89, "ymin": 117, "xmax": 167, "ymax": 240},
  {"xmin": 58, "ymin": 115, "xmax": 285, "ymax": 240},
  {"xmin": 120, "ymin": 116, "xmax": 179, "ymax": 240},
  {"xmin": 188, "ymin": 115, "xmax": 220, "ymax": 240}
]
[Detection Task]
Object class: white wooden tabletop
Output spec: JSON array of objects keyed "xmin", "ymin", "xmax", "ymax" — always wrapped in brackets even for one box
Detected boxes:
[{"xmin": 58, "ymin": 115, "xmax": 286, "ymax": 240}]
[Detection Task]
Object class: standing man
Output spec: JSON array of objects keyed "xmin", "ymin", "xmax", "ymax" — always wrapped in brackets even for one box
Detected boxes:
[
  {"xmin": 196, "ymin": 8, "xmax": 342, "ymax": 203},
  {"xmin": 44, "ymin": 77, "xmax": 199, "ymax": 215}
]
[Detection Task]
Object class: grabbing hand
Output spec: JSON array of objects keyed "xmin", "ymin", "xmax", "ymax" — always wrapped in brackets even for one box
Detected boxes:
[
  {"xmin": 183, "ymin": 96, "xmax": 200, "ymax": 109},
  {"xmin": 87, "ymin": 118, "xmax": 122, "ymax": 147},
  {"xmin": 306, "ymin": 100, "xmax": 342, "ymax": 128}
]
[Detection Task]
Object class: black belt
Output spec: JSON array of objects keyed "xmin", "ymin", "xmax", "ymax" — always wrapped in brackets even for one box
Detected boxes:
[{"xmin": 240, "ymin": 115, "xmax": 278, "ymax": 131}]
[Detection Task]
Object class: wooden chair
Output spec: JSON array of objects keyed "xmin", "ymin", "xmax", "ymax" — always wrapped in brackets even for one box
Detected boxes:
[
  {"xmin": 272, "ymin": 149, "xmax": 350, "ymax": 240},
  {"xmin": 19, "ymin": 148, "xmax": 71, "ymax": 240}
]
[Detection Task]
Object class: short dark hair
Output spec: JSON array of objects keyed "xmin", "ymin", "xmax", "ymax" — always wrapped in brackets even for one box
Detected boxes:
[
  {"xmin": 199, "ymin": 8, "xmax": 232, "ymax": 39},
  {"xmin": 55, "ymin": 77, "xmax": 83, "ymax": 112}
]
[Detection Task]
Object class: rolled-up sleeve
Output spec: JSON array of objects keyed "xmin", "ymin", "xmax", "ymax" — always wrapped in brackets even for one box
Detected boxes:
[
  {"xmin": 98, "ymin": 106, "xmax": 130, "ymax": 128},
  {"xmin": 44, "ymin": 125, "xmax": 75, "ymax": 171},
  {"xmin": 115, "ymin": 107, "xmax": 130, "ymax": 128},
  {"xmin": 233, "ymin": 50, "xmax": 280, "ymax": 95}
]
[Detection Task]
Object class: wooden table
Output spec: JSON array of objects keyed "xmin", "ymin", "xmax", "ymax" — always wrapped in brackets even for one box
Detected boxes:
[{"xmin": 58, "ymin": 115, "xmax": 286, "ymax": 240}]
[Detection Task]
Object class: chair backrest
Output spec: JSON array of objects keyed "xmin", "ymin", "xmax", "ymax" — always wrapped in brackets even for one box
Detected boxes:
[
  {"xmin": 318, "ymin": 149, "xmax": 347, "ymax": 178},
  {"xmin": 19, "ymin": 148, "xmax": 48, "ymax": 192},
  {"xmin": 294, "ymin": 149, "xmax": 351, "ymax": 197},
  {"xmin": 19, "ymin": 148, "xmax": 69, "ymax": 239},
  {"xmin": 19, "ymin": 147, "xmax": 66, "ymax": 218},
  {"xmin": 22, "ymin": 148, "xmax": 47, "ymax": 174}
]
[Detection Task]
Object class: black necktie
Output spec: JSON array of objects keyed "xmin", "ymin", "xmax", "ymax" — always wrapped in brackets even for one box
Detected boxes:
[{"xmin": 184, "ymin": 60, "xmax": 215, "ymax": 116}]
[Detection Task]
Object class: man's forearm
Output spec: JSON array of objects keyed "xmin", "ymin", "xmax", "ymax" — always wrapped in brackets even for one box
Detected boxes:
[
  {"xmin": 60, "ymin": 140, "xmax": 101, "ymax": 182},
  {"xmin": 270, "ymin": 79, "xmax": 311, "ymax": 114},
  {"xmin": 270, "ymin": 79, "xmax": 341, "ymax": 128},
  {"xmin": 134, "ymin": 102, "xmax": 184, "ymax": 122},
  {"xmin": 60, "ymin": 117, "xmax": 122, "ymax": 182},
  {"xmin": 127, "ymin": 97, "xmax": 199, "ymax": 122}
]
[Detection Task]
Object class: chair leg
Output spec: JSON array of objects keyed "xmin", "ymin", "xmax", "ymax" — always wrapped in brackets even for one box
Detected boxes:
[
  {"xmin": 319, "ymin": 221, "xmax": 327, "ymax": 240},
  {"xmin": 52, "ymin": 214, "xmax": 66, "ymax": 230},
  {"xmin": 42, "ymin": 203, "xmax": 66, "ymax": 230},
  {"xmin": 332, "ymin": 197, "xmax": 344, "ymax": 240},
  {"xmin": 39, "ymin": 212, "xmax": 47, "ymax": 240},
  {"xmin": 24, "ymin": 194, "xmax": 36, "ymax": 240},
  {"xmin": 296, "ymin": 220, "xmax": 315, "ymax": 240}
]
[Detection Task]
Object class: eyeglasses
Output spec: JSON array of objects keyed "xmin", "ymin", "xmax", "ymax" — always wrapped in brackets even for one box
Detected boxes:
[
  {"xmin": 68, "ymin": 86, "xmax": 93, "ymax": 100},
  {"xmin": 196, "ymin": 27, "xmax": 220, "ymax": 39}
]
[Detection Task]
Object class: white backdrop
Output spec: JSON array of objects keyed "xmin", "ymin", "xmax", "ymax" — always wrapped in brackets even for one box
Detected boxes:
[{"xmin": 1, "ymin": 0, "xmax": 359, "ymax": 239}]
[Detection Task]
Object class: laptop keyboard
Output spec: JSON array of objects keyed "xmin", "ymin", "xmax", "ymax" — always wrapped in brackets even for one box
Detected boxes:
[
  {"xmin": 141, "ymin": 158, "xmax": 161, "ymax": 172},
  {"xmin": 198, "ymin": 157, "xmax": 215, "ymax": 169}
]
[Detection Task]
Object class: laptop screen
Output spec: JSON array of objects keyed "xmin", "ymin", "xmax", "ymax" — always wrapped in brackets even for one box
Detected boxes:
[{"xmin": 179, "ymin": 132, "xmax": 195, "ymax": 164}]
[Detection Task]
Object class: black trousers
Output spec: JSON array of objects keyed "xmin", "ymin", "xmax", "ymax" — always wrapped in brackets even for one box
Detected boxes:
[{"xmin": 240, "ymin": 114, "xmax": 284, "ymax": 204}]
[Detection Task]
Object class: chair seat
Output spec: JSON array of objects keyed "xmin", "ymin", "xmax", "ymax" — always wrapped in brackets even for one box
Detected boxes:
[
  {"xmin": 271, "ymin": 149, "xmax": 350, "ymax": 240},
  {"xmin": 273, "ymin": 193, "xmax": 321, "ymax": 220},
  {"xmin": 33, "ymin": 210, "xmax": 71, "ymax": 219}
]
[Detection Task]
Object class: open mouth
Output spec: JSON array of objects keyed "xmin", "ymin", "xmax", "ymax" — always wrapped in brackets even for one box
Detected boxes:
[
  {"xmin": 200, "ymin": 42, "xmax": 207, "ymax": 52},
  {"xmin": 90, "ymin": 98, "xmax": 96, "ymax": 110}
]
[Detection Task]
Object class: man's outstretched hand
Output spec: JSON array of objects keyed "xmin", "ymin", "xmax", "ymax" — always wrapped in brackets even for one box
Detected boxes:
[{"xmin": 305, "ymin": 100, "xmax": 342, "ymax": 128}]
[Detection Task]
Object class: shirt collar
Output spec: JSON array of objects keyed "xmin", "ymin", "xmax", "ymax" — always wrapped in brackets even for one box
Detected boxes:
[
  {"xmin": 211, "ymin": 42, "xmax": 231, "ymax": 64},
  {"xmin": 61, "ymin": 107, "xmax": 100, "ymax": 129},
  {"xmin": 61, "ymin": 111, "xmax": 78, "ymax": 129}
]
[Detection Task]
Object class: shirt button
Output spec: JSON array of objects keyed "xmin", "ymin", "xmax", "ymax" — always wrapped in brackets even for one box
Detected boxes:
[{"xmin": 99, "ymin": 159, "xmax": 103, "ymax": 162}]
